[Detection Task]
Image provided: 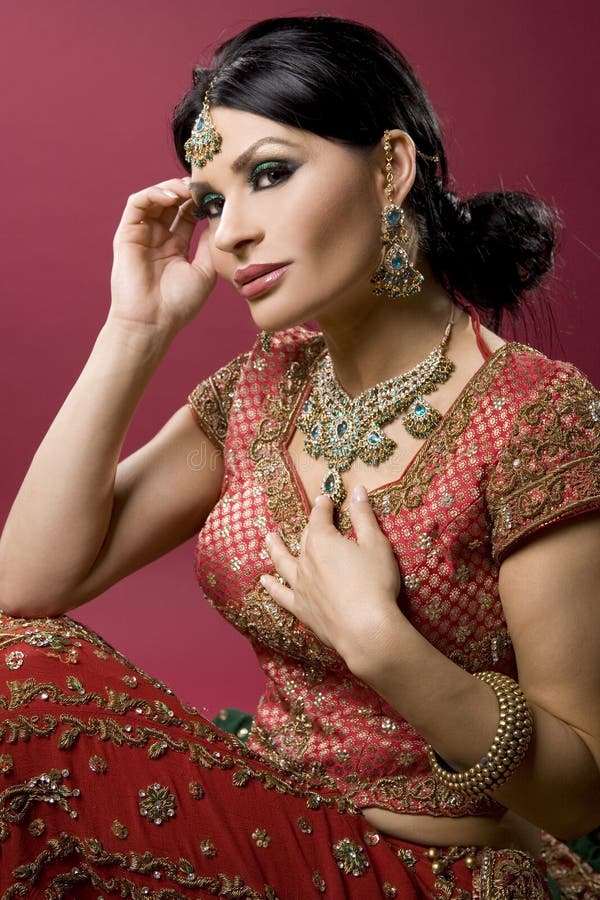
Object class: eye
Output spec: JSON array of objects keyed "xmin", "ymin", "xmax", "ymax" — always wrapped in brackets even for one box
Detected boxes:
[
  {"xmin": 192, "ymin": 192, "xmax": 223, "ymax": 221},
  {"xmin": 192, "ymin": 160, "xmax": 297, "ymax": 221},
  {"xmin": 250, "ymin": 160, "xmax": 296, "ymax": 190}
]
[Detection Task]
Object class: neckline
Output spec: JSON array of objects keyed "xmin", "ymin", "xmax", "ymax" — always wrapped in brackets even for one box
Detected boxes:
[{"xmin": 281, "ymin": 339, "xmax": 516, "ymax": 523}]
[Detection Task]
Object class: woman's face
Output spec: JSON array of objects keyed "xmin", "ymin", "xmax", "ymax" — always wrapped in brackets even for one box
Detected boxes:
[{"xmin": 189, "ymin": 107, "xmax": 386, "ymax": 332}]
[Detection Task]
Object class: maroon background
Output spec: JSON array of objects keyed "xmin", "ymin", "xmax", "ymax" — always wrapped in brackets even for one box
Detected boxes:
[{"xmin": 1, "ymin": 1, "xmax": 598, "ymax": 717}]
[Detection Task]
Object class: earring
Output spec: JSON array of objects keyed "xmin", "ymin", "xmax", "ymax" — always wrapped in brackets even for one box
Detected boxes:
[{"xmin": 370, "ymin": 132, "xmax": 424, "ymax": 299}]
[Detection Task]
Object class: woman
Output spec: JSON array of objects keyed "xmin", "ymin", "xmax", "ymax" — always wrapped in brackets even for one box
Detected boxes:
[{"xmin": 0, "ymin": 14, "xmax": 598, "ymax": 898}]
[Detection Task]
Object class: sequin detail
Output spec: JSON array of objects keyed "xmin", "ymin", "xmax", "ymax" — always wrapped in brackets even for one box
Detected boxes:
[
  {"xmin": 138, "ymin": 783, "xmax": 176, "ymax": 825},
  {"xmin": 332, "ymin": 838, "xmax": 369, "ymax": 876}
]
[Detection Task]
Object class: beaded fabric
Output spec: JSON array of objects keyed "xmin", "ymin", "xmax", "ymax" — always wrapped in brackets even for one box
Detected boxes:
[{"xmin": 189, "ymin": 318, "xmax": 600, "ymax": 819}]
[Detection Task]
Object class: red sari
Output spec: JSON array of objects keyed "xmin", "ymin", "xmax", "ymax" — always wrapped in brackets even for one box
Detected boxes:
[{"xmin": 2, "ymin": 313, "xmax": 599, "ymax": 897}]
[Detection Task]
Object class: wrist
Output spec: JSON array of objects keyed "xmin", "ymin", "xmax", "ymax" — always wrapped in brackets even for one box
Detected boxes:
[
  {"xmin": 100, "ymin": 314, "xmax": 174, "ymax": 362},
  {"xmin": 343, "ymin": 605, "xmax": 412, "ymax": 686}
]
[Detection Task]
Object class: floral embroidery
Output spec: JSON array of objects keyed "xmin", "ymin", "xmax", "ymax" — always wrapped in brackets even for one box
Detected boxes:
[
  {"xmin": 312, "ymin": 871, "xmax": 327, "ymax": 892},
  {"xmin": 475, "ymin": 846, "xmax": 548, "ymax": 899},
  {"xmin": 200, "ymin": 838, "xmax": 217, "ymax": 857},
  {"xmin": 138, "ymin": 783, "xmax": 177, "ymax": 825},
  {"xmin": 296, "ymin": 816, "xmax": 313, "ymax": 834},
  {"xmin": 486, "ymin": 370, "xmax": 600, "ymax": 562},
  {"xmin": 5, "ymin": 650, "xmax": 24, "ymax": 670},
  {"xmin": 251, "ymin": 827, "xmax": 271, "ymax": 848},
  {"xmin": 0, "ymin": 752, "xmax": 14, "ymax": 775},
  {"xmin": 27, "ymin": 817, "xmax": 45, "ymax": 836},
  {"xmin": 88, "ymin": 754, "xmax": 107, "ymax": 774},
  {"xmin": 3, "ymin": 831, "xmax": 264, "ymax": 898},
  {"xmin": 188, "ymin": 780, "xmax": 205, "ymax": 799},
  {"xmin": 332, "ymin": 837, "xmax": 370, "ymax": 876},
  {"xmin": 111, "ymin": 819, "xmax": 129, "ymax": 839},
  {"xmin": 0, "ymin": 768, "xmax": 79, "ymax": 841}
]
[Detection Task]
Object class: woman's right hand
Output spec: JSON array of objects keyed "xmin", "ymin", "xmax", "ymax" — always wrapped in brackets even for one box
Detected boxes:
[{"xmin": 110, "ymin": 178, "xmax": 216, "ymax": 338}]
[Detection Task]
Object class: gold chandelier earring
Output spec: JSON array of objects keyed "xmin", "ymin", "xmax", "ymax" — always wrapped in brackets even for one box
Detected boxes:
[{"xmin": 370, "ymin": 131, "xmax": 425, "ymax": 299}]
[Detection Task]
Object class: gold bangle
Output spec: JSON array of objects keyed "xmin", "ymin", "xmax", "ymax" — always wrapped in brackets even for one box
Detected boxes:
[{"xmin": 427, "ymin": 671, "xmax": 533, "ymax": 797}]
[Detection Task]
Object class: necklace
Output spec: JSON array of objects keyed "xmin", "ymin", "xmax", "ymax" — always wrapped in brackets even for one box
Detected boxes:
[{"xmin": 295, "ymin": 310, "xmax": 455, "ymax": 508}]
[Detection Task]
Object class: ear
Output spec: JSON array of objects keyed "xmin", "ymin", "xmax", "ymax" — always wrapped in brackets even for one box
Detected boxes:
[{"xmin": 372, "ymin": 129, "xmax": 417, "ymax": 207}]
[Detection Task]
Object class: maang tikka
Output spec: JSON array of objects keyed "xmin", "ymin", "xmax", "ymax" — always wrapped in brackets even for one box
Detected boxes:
[
  {"xmin": 370, "ymin": 131, "xmax": 429, "ymax": 299},
  {"xmin": 184, "ymin": 78, "xmax": 223, "ymax": 168}
]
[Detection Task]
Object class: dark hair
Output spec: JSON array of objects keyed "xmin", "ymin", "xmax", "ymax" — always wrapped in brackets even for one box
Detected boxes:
[{"xmin": 172, "ymin": 15, "xmax": 560, "ymax": 332}]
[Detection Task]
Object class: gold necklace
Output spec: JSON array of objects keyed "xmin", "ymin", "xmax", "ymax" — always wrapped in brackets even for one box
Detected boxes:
[{"xmin": 296, "ymin": 312, "xmax": 455, "ymax": 508}]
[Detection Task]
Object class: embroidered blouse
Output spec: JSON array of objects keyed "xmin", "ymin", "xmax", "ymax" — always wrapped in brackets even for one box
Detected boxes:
[{"xmin": 188, "ymin": 324, "xmax": 600, "ymax": 818}]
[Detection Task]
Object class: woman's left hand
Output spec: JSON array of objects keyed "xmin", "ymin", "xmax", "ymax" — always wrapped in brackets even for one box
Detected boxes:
[{"xmin": 260, "ymin": 485, "xmax": 403, "ymax": 668}]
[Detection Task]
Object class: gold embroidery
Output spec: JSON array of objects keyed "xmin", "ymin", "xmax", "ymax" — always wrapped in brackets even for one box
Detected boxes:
[
  {"xmin": 540, "ymin": 832, "xmax": 600, "ymax": 899},
  {"xmin": 487, "ymin": 370, "xmax": 600, "ymax": 562},
  {"xmin": 474, "ymin": 846, "xmax": 548, "ymax": 899},
  {"xmin": 188, "ymin": 351, "xmax": 250, "ymax": 450},
  {"xmin": 0, "ymin": 768, "xmax": 80, "ymax": 842},
  {"xmin": 3, "ymin": 831, "xmax": 265, "ymax": 898}
]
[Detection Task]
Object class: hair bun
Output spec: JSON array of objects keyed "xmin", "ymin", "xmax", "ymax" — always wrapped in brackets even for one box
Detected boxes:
[{"xmin": 432, "ymin": 188, "xmax": 559, "ymax": 314}]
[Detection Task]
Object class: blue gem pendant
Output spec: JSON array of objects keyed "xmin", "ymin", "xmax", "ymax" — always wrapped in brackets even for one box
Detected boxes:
[
  {"xmin": 402, "ymin": 396, "xmax": 443, "ymax": 439},
  {"xmin": 320, "ymin": 469, "xmax": 346, "ymax": 507}
]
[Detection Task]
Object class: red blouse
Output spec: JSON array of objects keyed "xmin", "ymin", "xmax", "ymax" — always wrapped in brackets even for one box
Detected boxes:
[{"xmin": 188, "ymin": 323, "xmax": 600, "ymax": 819}]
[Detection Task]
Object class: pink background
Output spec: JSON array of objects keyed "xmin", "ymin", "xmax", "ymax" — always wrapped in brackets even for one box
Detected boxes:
[{"xmin": 1, "ymin": 1, "xmax": 598, "ymax": 717}]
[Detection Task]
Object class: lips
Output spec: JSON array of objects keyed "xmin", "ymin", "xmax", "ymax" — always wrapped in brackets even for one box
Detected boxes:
[{"xmin": 234, "ymin": 262, "xmax": 291, "ymax": 287}]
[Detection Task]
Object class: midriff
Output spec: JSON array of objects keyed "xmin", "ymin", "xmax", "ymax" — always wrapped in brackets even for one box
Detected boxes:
[{"xmin": 362, "ymin": 807, "xmax": 542, "ymax": 856}]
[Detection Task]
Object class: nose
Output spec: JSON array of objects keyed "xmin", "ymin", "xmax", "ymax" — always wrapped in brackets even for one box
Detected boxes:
[{"xmin": 213, "ymin": 195, "xmax": 263, "ymax": 255}]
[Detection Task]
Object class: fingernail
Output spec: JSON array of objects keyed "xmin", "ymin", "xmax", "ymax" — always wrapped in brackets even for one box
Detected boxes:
[
  {"xmin": 163, "ymin": 189, "xmax": 178, "ymax": 198},
  {"xmin": 352, "ymin": 484, "xmax": 368, "ymax": 502},
  {"xmin": 259, "ymin": 574, "xmax": 269, "ymax": 587},
  {"xmin": 265, "ymin": 532, "xmax": 274, "ymax": 545}
]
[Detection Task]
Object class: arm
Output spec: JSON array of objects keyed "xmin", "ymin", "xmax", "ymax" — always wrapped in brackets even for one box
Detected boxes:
[
  {"xmin": 346, "ymin": 511, "xmax": 600, "ymax": 839},
  {"xmin": 0, "ymin": 178, "xmax": 221, "ymax": 617},
  {"xmin": 263, "ymin": 493, "xmax": 600, "ymax": 839}
]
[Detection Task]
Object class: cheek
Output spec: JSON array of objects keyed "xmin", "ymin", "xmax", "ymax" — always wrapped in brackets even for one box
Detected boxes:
[{"xmin": 295, "ymin": 185, "xmax": 381, "ymax": 275}]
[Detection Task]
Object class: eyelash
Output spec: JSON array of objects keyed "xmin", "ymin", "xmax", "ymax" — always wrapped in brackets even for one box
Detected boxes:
[{"xmin": 192, "ymin": 161, "xmax": 296, "ymax": 221}]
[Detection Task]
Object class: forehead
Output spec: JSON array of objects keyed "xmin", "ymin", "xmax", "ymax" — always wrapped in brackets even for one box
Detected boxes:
[{"xmin": 188, "ymin": 107, "xmax": 334, "ymax": 193}]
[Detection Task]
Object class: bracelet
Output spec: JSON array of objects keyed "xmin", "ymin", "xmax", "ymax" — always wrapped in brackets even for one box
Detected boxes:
[{"xmin": 427, "ymin": 670, "xmax": 533, "ymax": 798}]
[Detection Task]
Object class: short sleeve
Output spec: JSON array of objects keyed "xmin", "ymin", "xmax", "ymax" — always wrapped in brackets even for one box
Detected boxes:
[
  {"xmin": 187, "ymin": 351, "xmax": 249, "ymax": 451},
  {"xmin": 486, "ymin": 362, "xmax": 600, "ymax": 563}
]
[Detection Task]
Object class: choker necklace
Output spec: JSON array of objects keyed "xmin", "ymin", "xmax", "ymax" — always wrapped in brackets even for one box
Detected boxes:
[{"xmin": 296, "ymin": 309, "xmax": 455, "ymax": 508}]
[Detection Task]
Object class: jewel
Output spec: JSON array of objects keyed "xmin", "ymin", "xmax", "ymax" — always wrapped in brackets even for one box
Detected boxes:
[
  {"xmin": 295, "ymin": 313, "xmax": 455, "ymax": 509},
  {"xmin": 332, "ymin": 838, "xmax": 370, "ymax": 876},
  {"xmin": 391, "ymin": 254, "xmax": 405, "ymax": 270},
  {"xmin": 386, "ymin": 208, "xmax": 402, "ymax": 226}
]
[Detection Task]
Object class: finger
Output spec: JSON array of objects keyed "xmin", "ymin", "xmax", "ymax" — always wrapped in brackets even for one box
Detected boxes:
[
  {"xmin": 264, "ymin": 532, "xmax": 298, "ymax": 587},
  {"xmin": 308, "ymin": 493, "xmax": 338, "ymax": 533},
  {"xmin": 168, "ymin": 198, "xmax": 196, "ymax": 234},
  {"xmin": 259, "ymin": 573, "xmax": 295, "ymax": 613},
  {"xmin": 348, "ymin": 484, "xmax": 381, "ymax": 541},
  {"xmin": 120, "ymin": 179, "xmax": 192, "ymax": 228}
]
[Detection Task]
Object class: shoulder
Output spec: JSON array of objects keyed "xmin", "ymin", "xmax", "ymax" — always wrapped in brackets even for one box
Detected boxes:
[{"xmin": 486, "ymin": 341, "xmax": 599, "ymax": 407}]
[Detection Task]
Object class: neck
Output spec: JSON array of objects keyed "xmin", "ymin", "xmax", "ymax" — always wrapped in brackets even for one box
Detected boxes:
[{"xmin": 314, "ymin": 254, "xmax": 459, "ymax": 398}]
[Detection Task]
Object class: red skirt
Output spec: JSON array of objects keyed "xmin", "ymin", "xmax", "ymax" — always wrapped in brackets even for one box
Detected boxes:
[{"xmin": 0, "ymin": 611, "xmax": 557, "ymax": 898}]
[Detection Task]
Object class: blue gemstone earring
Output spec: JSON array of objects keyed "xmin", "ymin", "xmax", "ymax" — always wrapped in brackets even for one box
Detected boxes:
[{"xmin": 370, "ymin": 132, "xmax": 424, "ymax": 299}]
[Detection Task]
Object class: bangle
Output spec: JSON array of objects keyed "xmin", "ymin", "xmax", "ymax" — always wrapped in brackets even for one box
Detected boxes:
[{"xmin": 427, "ymin": 671, "xmax": 533, "ymax": 797}]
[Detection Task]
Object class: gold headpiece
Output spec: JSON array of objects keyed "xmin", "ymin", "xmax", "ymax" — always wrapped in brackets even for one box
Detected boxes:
[{"xmin": 184, "ymin": 79, "xmax": 223, "ymax": 168}]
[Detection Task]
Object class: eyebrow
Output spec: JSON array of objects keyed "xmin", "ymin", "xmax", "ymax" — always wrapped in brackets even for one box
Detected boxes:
[{"xmin": 190, "ymin": 137, "xmax": 303, "ymax": 199}]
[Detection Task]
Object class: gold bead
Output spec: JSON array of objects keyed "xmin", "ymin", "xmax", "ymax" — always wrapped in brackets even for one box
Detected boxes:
[
  {"xmin": 431, "ymin": 860, "xmax": 446, "ymax": 875},
  {"xmin": 465, "ymin": 854, "xmax": 477, "ymax": 870},
  {"xmin": 426, "ymin": 847, "xmax": 439, "ymax": 860}
]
